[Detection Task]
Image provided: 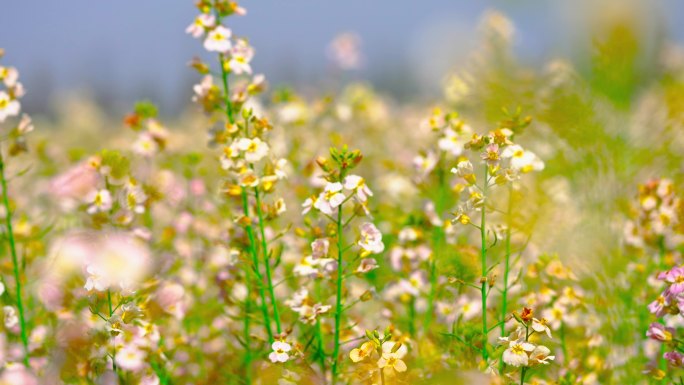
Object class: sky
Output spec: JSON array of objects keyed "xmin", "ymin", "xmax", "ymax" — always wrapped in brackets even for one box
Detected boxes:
[{"xmin": 1, "ymin": 0, "xmax": 683, "ymax": 115}]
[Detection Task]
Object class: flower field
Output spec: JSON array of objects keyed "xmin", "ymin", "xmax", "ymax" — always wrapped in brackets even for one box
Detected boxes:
[{"xmin": 0, "ymin": 1, "xmax": 684, "ymax": 384}]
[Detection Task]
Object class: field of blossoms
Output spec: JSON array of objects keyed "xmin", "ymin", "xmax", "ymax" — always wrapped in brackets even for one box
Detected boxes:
[{"xmin": 1, "ymin": 1, "xmax": 684, "ymax": 384}]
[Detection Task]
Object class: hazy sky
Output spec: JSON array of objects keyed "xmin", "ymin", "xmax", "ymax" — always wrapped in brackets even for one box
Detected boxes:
[{"xmin": 1, "ymin": 1, "xmax": 682, "ymax": 114}]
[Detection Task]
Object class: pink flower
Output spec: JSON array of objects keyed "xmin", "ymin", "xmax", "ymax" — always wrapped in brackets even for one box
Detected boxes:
[
  {"xmin": 186, "ymin": 14, "xmax": 216, "ymax": 38},
  {"xmin": 666, "ymin": 266, "xmax": 684, "ymax": 294},
  {"xmin": 665, "ymin": 351, "xmax": 684, "ymax": 367},
  {"xmin": 646, "ymin": 322, "xmax": 674, "ymax": 342},
  {"xmin": 204, "ymin": 26, "xmax": 232, "ymax": 53},
  {"xmin": 648, "ymin": 292, "xmax": 670, "ymax": 317}
]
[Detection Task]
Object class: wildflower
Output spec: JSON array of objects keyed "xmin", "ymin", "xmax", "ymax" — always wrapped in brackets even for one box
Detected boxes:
[
  {"xmin": 358, "ymin": 222, "xmax": 384, "ymax": 255},
  {"xmin": 3, "ymin": 306, "xmax": 17, "ymax": 328},
  {"xmin": 86, "ymin": 189, "xmax": 113, "ymax": 214},
  {"xmin": 455, "ymin": 295, "xmax": 482, "ymax": 321},
  {"xmin": 84, "ymin": 264, "xmax": 108, "ymax": 292},
  {"xmin": 664, "ymin": 351, "xmax": 684, "ymax": 367},
  {"xmin": 313, "ymin": 182, "xmax": 346, "ymax": 215},
  {"xmin": 356, "ymin": 258, "xmax": 379, "ymax": 273},
  {"xmin": 204, "ymin": 26, "xmax": 232, "ymax": 53},
  {"xmin": 648, "ymin": 293, "xmax": 670, "ymax": 317},
  {"xmin": 646, "ymin": 322, "xmax": 674, "ymax": 342},
  {"xmin": 311, "ymin": 238, "xmax": 329, "ymax": 258},
  {"xmin": 413, "ymin": 152, "xmax": 437, "ymax": 175},
  {"xmin": 237, "ymin": 137, "xmax": 269, "ymax": 163},
  {"xmin": 344, "ymin": 174, "xmax": 373, "ymax": 202},
  {"xmin": 115, "ymin": 345, "xmax": 146, "ymax": 371},
  {"xmin": 186, "ymin": 13, "xmax": 216, "ymax": 38},
  {"xmin": 501, "ymin": 144, "xmax": 544, "ymax": 172},
  {"xmin": 481, "ymin": 143, "xmax": 500, "ymax": 166},
  {"xmin": 529, "ymin": 345, "xmax": 555, "ymax": 365},
  {"xmin": 438, "ymin": 128, "xmax": 468, "ymax": 156},
  {"xmin": 531, "ymin": 318, "xmax": 552, "ymax": 338},
  {"xmin": 0, "ymin": 66, "xmax": 18, "ymax": 87},
  {"xmin": 503, "ymin": 340, "xmax": 535, "ymax": 367},
  {"xmin": 378, "ymin": 341, "xmax": 407, "ymax": 373},
  {"xmin": 327, "ymin": 32, "xmax": 362, "ymax": 70},
  {"xmin": 0, "ymin": 91, "xmax": 20, "ymax": 123},
  {"xmin": 226, "ymin": 39, "xmax": 254, "ymax": 75},
  {"xmin": 350, "ymin": 341, "xmax": 375, "ymax": 362},
  {"xmin": 665, "ymin": 266, "xmax": 684, "ymax": 295},
  {"xmin": 269, "ymin": 341, "xmax": 292, "ymax": 363}
]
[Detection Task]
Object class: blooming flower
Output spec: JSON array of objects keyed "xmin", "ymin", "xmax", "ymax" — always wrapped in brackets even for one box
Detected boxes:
[
  {"xmin": 313, "ymin": 182, "xmax": 346, "ymax": 215},
  {"xmin": 186, "ymin": 14, "xmax": 216, "ymax": 38},
  {"xmin": 269, "ymin": 341, "xmax": 292, "ymax": 363},
  {"xmin": 86, "ymin": 189, "xmax": 113, "ymax": 214},
  {"xmin": 503, "ymin": 340, "xmax": 535, "ymax": 367},
  {"xmin": 647, "ymin": 322, "xmax": 674, "ymax": 342},
  {"xmin": 115, "ymin": 345, "xmax": 146, "ymax": 371},
  {"xmin": 226, "ymin": 39, "xmax": 254, "ymax": 75},
  {"xmin": 344, "ymin": 174, "xmax": 373, "ymax": 202},
  {"xmin": 204, "ymin": 26, "xmax": 232, "ymax": 53},
  {"xmin": 350, "ymin": 341, "xmax": 375, "ymax": 362},
  {"xmin": 378, "ymin": 341, "xmax": 408, "ymax": 373},
  {"xmin": 358, "ymin": 222, "xmax": 384, "ymax": 255},
  {"xmin": 0, "ymin": 91, "xmax": 20, "ymax": 123},
  {"xmin": 237, "ymin": 137, "xmax": 269, "ymax": 163}
]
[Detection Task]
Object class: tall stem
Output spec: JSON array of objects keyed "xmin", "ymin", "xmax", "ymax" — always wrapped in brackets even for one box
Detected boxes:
[
  {"xmin": 242, "ymin": 189, "xmax": 273, "ymax": 342},
  {"xmin": 254, "ymin": 187, "xmax": 281, "ymax": 334},
  {"xmin": 214, "ymin": 40, "xmax": 273, "ymax": 343},
  {"xmin": 107, "ymin": 289, "xmax": 118, "ymax": 375},
  {"xmin": 0, "ymin": 152, "xmax": 29, "ymax": 367},
  {"xmin": 331, "ymin": 207, "xmax": 344, "ymax": 384},
  {"xmin": 242, "ymin": 265, "xmax": 253, "ymax": 382},
  {"xmin": 501, "ymin": 185, "xmax": 513, "ymax": 338},
  {"xmin": 480, "ymin": 164, "xmax": 489, "ymax": 361}
]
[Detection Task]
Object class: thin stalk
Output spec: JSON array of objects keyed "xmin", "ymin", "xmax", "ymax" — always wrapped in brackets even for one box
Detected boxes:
[
  {"xmin": 408, "ymin": 295, "xmax": 416, "ymax": 336},
  {"xmin": 242, "ymin": 265, "xmax": 253, "ymax": 383},
  {"xmin": 214, "ymin": 40, "xmax": 273, "ymax": 343},
  {"xmin": 0, "ymin": 153, "xmax": 29, "ymax": 367},
  {"xmin": 501, "ymin": 185, "xmax": 512, "ymax": 339},
  {"xmin": 316, "ymin": 319, "xmax": 326, "ymax": 376},
  {"xmin": 107, "ymin": 289, "xmax": 118, "ymax": 374},
  {"xmin": 331, "ymin": 207, "xmax": 344, "ymax": 384},
  {"xmin": 254, "ymin": 187, "xmax": 281, "ymax": 334},
  {"xmin": 242, "ymin": 189, "xmax": 273, "ymax": 342},
  {"xmin": 480, "ymin": 164, "xmax": 489, "ymax": 361}
]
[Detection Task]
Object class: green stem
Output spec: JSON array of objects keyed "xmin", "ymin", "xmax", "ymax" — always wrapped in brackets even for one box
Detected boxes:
[
  {"xmin": 0, "ymin": 152, "xmax": 29, "ymax": 367},
  {"xmin": 480, "ymin": 164, "xmax": 489, "ymax": 362},
  {"xmin": 331, "ymin": 207, "xmax": 344, "ymax": 384},
  {"xmin": 107, "ymin": 289, "xmax": 118, "ymax": 375},
  {"xmin": 254, "ymin": 187, "xmax": 281, "ymax": 334},
  {"xmin": 501, "ymin": 185, "xmax": 512, "ymax": 340},
  {"xmin": 408, "ymin": 295, "xmax": 416, "ymax": 336},
  {"xmin": 242, "ymin": 189, "xmax": 274, "ymax": 342},
  {"xmin": 316, "ymin": 319, "xmax": 326, "ymax": 376},
  {"xmin": 242, "ymin": 265, "xmax": 252, "ymax": 383}
]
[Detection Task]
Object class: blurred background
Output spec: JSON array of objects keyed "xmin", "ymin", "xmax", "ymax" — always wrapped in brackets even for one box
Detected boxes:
[{"xmin": 1, "ymin": 0, "xmax": 684, "ymax": 116}]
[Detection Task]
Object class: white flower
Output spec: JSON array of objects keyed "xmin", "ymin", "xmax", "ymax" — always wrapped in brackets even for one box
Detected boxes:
[
  {"xmin": 269, "ymin": 341, "xmax": 292, "ymax": 363},
  {"xmin": 311, "ymin": 238, "xmax": 329, "ymax": 258},
  {"xmin": 86, "ymin": 189, "xmax": 113, "ymax": 214},
  {"xmin": 502, "ymin": 340, "xmax": 535, "ymax": 367},
  {"xmin": 529, "ymin": 345, "xmax": 555, "ymax": 365},
  {"xmin": 358, "ymin": 222, "xmax": 384, "ymax": 255},
  {"xmin": 378, "ymin": 341, "xmax": 408, "ymax": 373},
  {"xmin": 204, "ymin": 26, "xmax": 232, "ymax": 53},
  {"xmin": 356, "ymin": 258, "xmax": 378, "ymax": 273},
  {"xmin": 84, "ymin": 264, "xmax": 109, "ymax": 292},
  {"xmin": 413, "ymin": 152, "xmax": 437, "ymax": 175},
  {"xmin": 501, "ymin": 145, "xmax": 544, "ymax": 172},
  {"xmin": 437, "ymin": 128, "xmax": 468, "ymax": 156},
  {"xmin": 313, "ymin": 182, "xmax": 346, "ymax": 215},
  {"xmin": 531, "ymin": 318, "xmax": 552, "ymax": 338},
  {"xmin": 115, "ymin": 345, "xmax": 146, "ymax": 371},
  {"xmin": 0, "ymin": 91, "xmax": 20, "ymax": 123},
  {"xmin": 455, "ymin": 295, "xmax": 482, "ymax": 321},
  {"xmin": 237, "ymin": 137, "xmax": 269, "ymax": 163},
  {"xmin": 3, "ymin": 306, "xmax": 18, "ymax": 328},
  {"xmin": 186, "ymin": 14, "xmax": 216, "ymax": 38},
  {"xmin": 0, "ymin": 66, "xmax": 19, "ymax": 87},
  {"xmin": 343, "ymin": 174, "xmax": 373, "ymax": 202},
  {"xmin": 227, "ymin": 39, "xmax": 254, "ymax": 75}
]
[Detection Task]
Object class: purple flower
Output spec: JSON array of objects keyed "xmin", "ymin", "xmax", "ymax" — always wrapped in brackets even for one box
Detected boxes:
[
  {"xmin": 648, "ymin": 292, "xmax": 670, "ymax": 317},
  {"xmin": 647, "ymin": 322, "xmax": 674, "ymax": 342},
  {"xmin": 666, "ymin": 266, "xmax": 684, "ymax": 295},
  {"xmin": 665, "ymin": 351, "xmax": 684, "ymax": 367}
]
